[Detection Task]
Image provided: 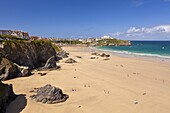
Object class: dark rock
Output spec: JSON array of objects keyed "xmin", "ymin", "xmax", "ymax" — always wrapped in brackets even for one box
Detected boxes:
[
  {"xmin": 0, "ymin": 58, "xmax": 21, "ymax": 80},
  {"xmin": 57, "ymin": 51, "xmax": 69, "ymax": 58},
  {"xmin": 0, "ymin": 81, "xmax": 17, "ymax": 113},
  {"xmin": 38, "ymin": 72, "xmax": 47, "ymax": 76},
  {"xmin": 30, "ymin": 84, "xmax": 69, "ymax": 104},
  {"xmin": 76, "ymin": 56, "xmax": 82, "ymax": 59},
  {"xmin": 38, "ymin": 56, "xmax": 61, "ymax": 71},
  {"xmin": 21, "ymin": 69, "xmax": 32, "ymax": 77},
  {"xmin": 65, "ymin": 58, "xmax": 77, "ymax": 63},
  {"xmin": 44, "ymin": 56, "xmax": 57, "ymax": 69},
  {"xmin": 90, "ymin": 56, "xmax": 98, "ymax": 59},
  {"xmin": 100, "ymin": 53, "xmax": 110, "ymax": 57}
]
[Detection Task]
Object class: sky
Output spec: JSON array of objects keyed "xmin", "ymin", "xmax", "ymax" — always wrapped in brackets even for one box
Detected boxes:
[{"xmin": 0, "ymin": 0, "xmax": 170, "ymax": 40}]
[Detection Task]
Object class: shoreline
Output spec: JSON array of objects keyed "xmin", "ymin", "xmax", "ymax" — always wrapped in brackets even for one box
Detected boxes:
[
  {"xmin": 90, "ymin": 46, "xmax": 170, "ymax": 62},
  {"xmin": 4, "ymin": 46, "xmax": 170, "ymax": 113}
]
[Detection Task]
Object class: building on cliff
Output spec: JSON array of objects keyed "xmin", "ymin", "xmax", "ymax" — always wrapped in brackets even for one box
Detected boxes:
[{"xmin": 0, "ymin": 30, "xmax": 29, "ymax": 39}]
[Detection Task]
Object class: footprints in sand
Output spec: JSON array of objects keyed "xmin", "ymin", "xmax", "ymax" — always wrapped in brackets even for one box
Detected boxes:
[
  {"xmin": 84, "ymin": 84, "xmax": 90, "ymax": 88},
  {"xmin": 155, "ymin": 78, "xmax": 166, "ymax": 84},
  {"xmin": 115, "ymin": 64, "xmax": 124, "ymax": 67},
  {"xmin": 126, "ymin": 72, "xmax": 141, "ymax": 78},
  {"xmin": 71, "ymin": 88, "xmax": 77, "ymax": 92},
  {"xmin": 103, "ymin": 90, "xmax": 110, "ymax": 94}
]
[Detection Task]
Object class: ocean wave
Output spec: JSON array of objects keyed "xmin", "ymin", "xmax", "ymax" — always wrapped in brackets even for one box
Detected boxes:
[{"xmin": 93, "ymin": 47, "xmax": 170, "ymax": 59}]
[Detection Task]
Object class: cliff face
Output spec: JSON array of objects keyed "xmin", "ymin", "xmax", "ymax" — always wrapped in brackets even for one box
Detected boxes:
[
  {"xmin": 0, "ymin": 81, "xmax": 16, "ymax": 113},
  {"xmin": 1, "ymin": 40, "xmax": 56, "ymax": 69},
  {"xmin": 0, "ymin": 40, "xmax": 59, "ymax": 80}
]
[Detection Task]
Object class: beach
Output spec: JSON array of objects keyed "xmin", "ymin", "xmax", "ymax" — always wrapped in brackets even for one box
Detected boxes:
[{"xmin": 4, "ymin": 46, "xmax": 170, "ymax": 113}]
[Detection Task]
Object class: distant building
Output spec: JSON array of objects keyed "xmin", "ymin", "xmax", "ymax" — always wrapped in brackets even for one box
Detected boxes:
[
  {"xmin": 0, "ymin": 30, "xmax": 29, "ymax": 39},
  {"xmin": 29, "ymin": 36, "xmax": 40, "ymax": 40},
  {"xmin": 101, "ymin": 35, "xmax": 112, "ymax": 39}
]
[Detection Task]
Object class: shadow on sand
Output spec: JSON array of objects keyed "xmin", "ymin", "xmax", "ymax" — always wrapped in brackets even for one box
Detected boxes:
[{"xmin": 6, "ymin": 94, "xmax": 27, "ymax": 113}]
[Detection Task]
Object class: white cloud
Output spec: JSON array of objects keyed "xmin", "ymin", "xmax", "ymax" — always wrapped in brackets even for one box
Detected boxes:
[{"xmin": 109, "ymin": 25, "xmax": 170, "ymax": 40}]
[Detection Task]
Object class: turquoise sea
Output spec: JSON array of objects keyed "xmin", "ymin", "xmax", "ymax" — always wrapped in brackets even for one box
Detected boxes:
[{"xmin": 97, "ymin": 41, "xmax": 170, "ymax": 59}]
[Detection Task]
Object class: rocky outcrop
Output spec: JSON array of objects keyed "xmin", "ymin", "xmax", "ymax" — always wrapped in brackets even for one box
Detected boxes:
[
  {"xmin": 38, "ymin": 56, "xmax": 60, "ymax": 70},
  {"xmin": 43, "ymin": 56, "xmax": 57, "ymax": 69},
  {"xmin": 0, "ymin": 81, "xmax": 16, "ymax": 113},
  {"xmin": 57, "ymin": 51, "xmax": 69, "ymax": 58},
  {"xmin": 30, "ymin": 84, "xmax": 69, "ymax": 104},
  {"xmin": 65, "ymin": 58, "xmax": 77, "ymax": 63},
  {"xmin": 0, "ymin": 40, "xmax": 60, "ymax": 80},
  {"xmin": 0, "ymin": 40, "xmax": 56, "ymax": 69},
  {"xmin": 91, "ymin": 52, "xmax": 110, "ymax": 57},
  {"xmin": 0, "ymin": 58, "xmax": 21, "ymax": 80}
]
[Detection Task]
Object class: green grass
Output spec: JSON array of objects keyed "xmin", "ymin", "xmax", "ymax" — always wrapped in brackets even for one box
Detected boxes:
[
  {"xmin": 0, "ymin": 34, "xmax": 28, "ymax": 41},
  {"xmin": 52, "ymin": 44, "xmax": 62, "ymax": 52}
]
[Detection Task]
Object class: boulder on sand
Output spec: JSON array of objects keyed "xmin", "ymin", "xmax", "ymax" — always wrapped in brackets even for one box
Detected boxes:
[
  {"xmin": 30, "ymin": 84, "xmax": 69, "ymax": 104},
  {"xmin": 90, "ymin": 56, "xmax": 98, "ymax": 59},
  {"xmin": 76, "ymin": 56, "xmax": 82, "ymax": 59},
  {"xmin": 100, "ymin": 53, "xmax": 110, "ymax": 57},
  {"xmin": 38, "ymin": 56, "xmax": 60, "ymax": 70},
  {"xmin": 65, "ymin": 58, "xmax": 77, "ymax": 63},
  {"xmin": 44, "ymin": 56, "xmax": 57, "ymax": 69}
]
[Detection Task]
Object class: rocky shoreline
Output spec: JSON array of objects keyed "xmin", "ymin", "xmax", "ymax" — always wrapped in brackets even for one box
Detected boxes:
[{"xmin": 0, "ymin": 40, "xmax": 69, "ymax": 112}]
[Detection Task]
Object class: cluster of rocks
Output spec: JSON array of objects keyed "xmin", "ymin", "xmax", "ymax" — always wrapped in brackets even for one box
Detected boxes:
[
  {"xmin": 0, "ymin": 41, "xmax": 69, "ymax": 112},
  {"xmin": 30, "ymin": 84, "xmax": 69, "ymax": 104},
  {"xmin": 0, "ymin": 58, "xmax": 32, "ymax": 80},
  {"xmin": 0, "ymin": 41, "xmax": 62, "ymax": 80},
  {"xmin": 65, "ymin": 58, "xmax": 77, "ymax": 63},
  {"xmin": 0, "ymin": 55, "xmax": 60, "ymax": 80},
  {"xmin": 91, "ymin": 52, "xmax": 110, "ymax": 57},
  {"xmin": 0, "ymin": 81, "xmax": 16, "ymax": 113}
]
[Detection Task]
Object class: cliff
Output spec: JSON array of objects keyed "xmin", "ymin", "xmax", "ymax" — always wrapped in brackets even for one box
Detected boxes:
[
  {"xmin": 0, "ymin": 40, "xmax": 60, "ymax": 80},
  {"xmin": 0, "ymin": 39, "xmax": 61, "ymax": 112},
  {"xmin": 0, "ymin": 40, "xmax": 56, "ymax": 69}
]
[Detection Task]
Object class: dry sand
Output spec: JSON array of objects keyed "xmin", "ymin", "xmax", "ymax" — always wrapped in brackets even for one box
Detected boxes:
[{"xmin": 3, "ymin": 46, "xmax": 170, "ymax": 113}]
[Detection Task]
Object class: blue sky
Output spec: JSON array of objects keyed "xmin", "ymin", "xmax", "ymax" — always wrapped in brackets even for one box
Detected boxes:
[{"xmin": 0, "ymin": 0, "xmax": 170, "ymax": 40}]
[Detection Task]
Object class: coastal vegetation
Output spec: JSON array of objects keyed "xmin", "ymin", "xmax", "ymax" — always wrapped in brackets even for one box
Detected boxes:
[
  {"xmin": 52, "ymin": 38, "xmax": 131, "ymax": 46},
  {"xmin": 0, "ymin": 34, "xmax": 28, "ymax": 41}
]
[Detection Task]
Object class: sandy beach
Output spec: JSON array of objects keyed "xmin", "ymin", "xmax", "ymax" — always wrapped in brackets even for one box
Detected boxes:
[{"xmin": 3, "ymin": 46, "xmax": 170, "ymax": 113}]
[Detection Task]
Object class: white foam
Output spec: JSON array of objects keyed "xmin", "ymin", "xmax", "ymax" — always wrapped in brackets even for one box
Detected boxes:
[{"xmin": 93, "ymin": 47, "xmax": 170, "ymax": 59}]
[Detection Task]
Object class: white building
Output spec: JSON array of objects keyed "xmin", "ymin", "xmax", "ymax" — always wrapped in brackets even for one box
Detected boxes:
[
  {"xmin": 0, "ymin": 30, "xmax": 29, "ymax": 39},
  {"xmin": 101, "ymin": 35, "xmax": 113, "ymax": 39}
]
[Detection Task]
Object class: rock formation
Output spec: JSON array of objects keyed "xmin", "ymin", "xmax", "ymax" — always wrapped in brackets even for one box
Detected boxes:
[
  {"xmin": 65, "ymin": 58, "xmax": 77, "ymax": 63},
  {"xmin": 91, "ymin": 52, "xmax": 110, "ymax": 57},
  {"xmin": 30, "ymin": 84, "xmax": 69, "ymax": 104},
  {"xmin": 0, "ymin": 81, "xmax": 16, "ymax": 113},
  {"xmin": 0, "ymin": 40, "xmax": 56, "ymax": 69},
  {"xmin": 0, "ymin": 58, "xmax": 21, "ymax": 80},
  {"xmin": 57, "ymin": 50, "xmax": 69, "ymax": 58},
  {"xmin": 0, "ymin": 40, "xmax": 60, "ymax": 80}
]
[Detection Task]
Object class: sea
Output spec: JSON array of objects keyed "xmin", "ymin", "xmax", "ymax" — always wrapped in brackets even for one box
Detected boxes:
[{"xmin": 96, "ymin": 41, "xmax": 170, "ymax": 59}]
